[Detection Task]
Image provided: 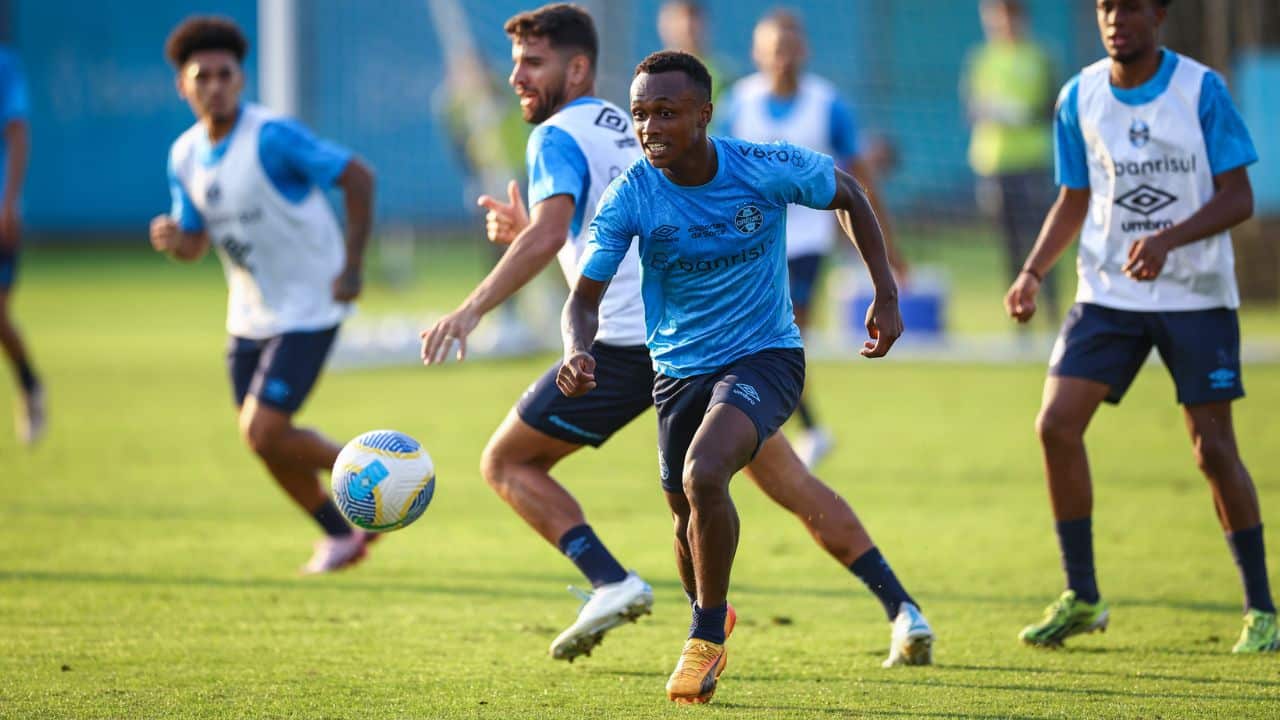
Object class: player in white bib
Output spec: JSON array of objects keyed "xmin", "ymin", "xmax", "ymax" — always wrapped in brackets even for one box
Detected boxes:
[
  {"xmin": 420, "ymin": 3, "xmax": 931, "ymax": 668},
  {"xmin": 1005, "ymin": 0, "xmax": 1275, "ymax": 653},
  {"xmin": 150, "ymin": 17, "xmax": 379, "ymax": 575},
  {"xmin": 720, "ymin": 10, "xmax": 908, "ymax": 469}
]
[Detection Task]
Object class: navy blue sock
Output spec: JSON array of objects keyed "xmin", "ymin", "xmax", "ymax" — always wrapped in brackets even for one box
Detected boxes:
[
  {"xmin": 689, "ymin": 603, "xmax": 728, "ymax": 644},
  {"xmin": 557, "ymin": 524, "xmax": 627, "ymax": 588},
  {"xmin": 849, "ymin": 547, "xmax": 918, "ymax": 621},
  {"xmin": 1227, "ymin": 524, "xmax": 1276, "ymax": 614},
  {"xmin": 1056, "ymin": 517, "xmax": 1099, "ymax": 604},
  {"xmin": 312, "ymin": 498, "xmax": 353, "ymax": 537},
  {"xmin": 16, "ymin": 361, "xmax": 38, "ymax": 393}
]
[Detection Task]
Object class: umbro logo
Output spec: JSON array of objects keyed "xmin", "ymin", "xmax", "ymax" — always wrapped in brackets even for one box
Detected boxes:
[
  {"xmin": 650, "ymin": 224, "xmax": 680, "ymax": 242},
  {"xmin": 594, "ymin": 107, "xmax": 628, "ymax": 134},
  {"xmin": 732, "ymin": 383, "xmax": 761, "ymax": 406},
  {"xmin": 1208, "ymin": 367, "xmax": 1237, "ymax": 390},
  {"xmin": 1115, "ymin": 184, "xmax": 1176, "ymax": 216}
]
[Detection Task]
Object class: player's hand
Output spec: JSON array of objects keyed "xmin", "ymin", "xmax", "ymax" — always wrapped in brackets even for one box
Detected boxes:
[
  {"xmin": 1123, "ymin": 234, "xmax": 1171, "ymax": 282},
  {"xmin": 149, "ymin": 215, "xmax": 181, "ymax": 254},
  {"xmin": 476, "ymin": 179, "xmax": 529, "ymax": 246},
  {"xmin": 556, "ymin": 350, "xmax": 597, "ymax": 397},
  {"xmin": 861, "ymin": 294, "xmax": 903, "ymax": 358},
  {"xmin": 420, "ymin": 306, "xmax": 480, "ymax": 365},
  {"xmin": 333, "ymin": 264, "xmax": 363, "ymax": 302},
  {"xmin": 1005, "ymin": 271, "xmax": 1040, "ymax": 323},
  {"xmin": 0, "ymin": 200, "xmax": 20, "ymax": 250}
]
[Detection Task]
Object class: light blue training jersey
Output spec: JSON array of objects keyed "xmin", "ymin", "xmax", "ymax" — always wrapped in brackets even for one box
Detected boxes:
[{"xmin": 582, "ymin": 136, "xmax": 836, "ymax": 378}]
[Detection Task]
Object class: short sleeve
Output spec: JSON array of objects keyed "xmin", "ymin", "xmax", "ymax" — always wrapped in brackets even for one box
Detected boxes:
[
  {"xmin": 0, "ymin": 55, "xmax": 28, "ymax": 125},
  {"xmin": 750, "ymin": 142, "xmax": 837, "ymax": 210},
  {"xmin": 526, "ymin": 124, "xmax": 589, "ymax": 207},
  {"xmin": 1199, "ymin": 71, "xmax": 1258, "ymax": 176},
  {"xmin": 258, "ymin": 119, "xmax": 353, "ymax": 196},
  {"xmin": 1053, "ymin": 76, "xmax": 1089, "ymax": 189},
  {"xmin": 580, "ymin": 177, "xmax": 636, "ymax": 283},
  {"xmin": 828, "ymin": 96, "xmax": 859, "ymax": 160},
  {"xmin": 167, "ymin": 156, "xmax": 204, "ymax": 233}
]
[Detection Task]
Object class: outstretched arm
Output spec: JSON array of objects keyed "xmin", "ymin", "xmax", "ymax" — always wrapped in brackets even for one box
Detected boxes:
[
  {"xmin": 826, "ymin": 167, "xmax": 901, "ymax": 358},
  {"xmin": 557, "ymin": 275, "xmax": 608, "ymax": 397},
  {"xmin": 1005, "ymin": 186, "xmax": 1090, "ymax": 322},
  {"xmin": 1123, "ymin": 167, "xmax": 1252, "ymax": 281},
  {"xmin": 332, "ymin": 157, "xmax": 375, "ymax": 302},
  {"xmin": 420, "ymin": 193, "xmax": 574, "ymax": 365}
]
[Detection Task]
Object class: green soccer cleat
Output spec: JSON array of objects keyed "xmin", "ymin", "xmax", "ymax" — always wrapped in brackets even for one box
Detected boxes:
[
  {"xmin": 1019, "ymin": 590, "xmax": 1109, "ymax": 648},
  {"xmin": 1231, "ymin": 609, "xmax": 1279, "ymax": 654}
]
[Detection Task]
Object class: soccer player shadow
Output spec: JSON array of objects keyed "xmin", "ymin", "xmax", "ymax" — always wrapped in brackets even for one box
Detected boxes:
[{"xmin": 861, "ymin": 674, "xmax": 1274, "ymax": 705}]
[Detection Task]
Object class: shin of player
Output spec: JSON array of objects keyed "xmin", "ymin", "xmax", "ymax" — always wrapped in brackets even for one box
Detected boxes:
[
  {"xmin": 1006, "ymin": 0, "xmax": 1275, "ymax": 653},
  {"xmin": 152, "ymin": 17, "xmax": 378, "ymax": 575}
]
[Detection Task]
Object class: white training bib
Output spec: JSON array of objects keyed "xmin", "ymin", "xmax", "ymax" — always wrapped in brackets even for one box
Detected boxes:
[
  {"xmin": 541, "ymin": 99, "xmax": 647, "ymax": 346},
  {"xmin": 727, "ymin": 73, "xmax": 839, "ymax": 258},
  {"xmin": 170, "ymin": 104, "xmax": 349, "ymax": 339},
  {"xmin": 1074, "ymin": 53, "xmax": 1237, "ymax": 311}
]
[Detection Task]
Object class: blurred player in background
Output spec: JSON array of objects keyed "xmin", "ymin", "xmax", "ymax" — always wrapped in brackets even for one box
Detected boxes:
[
  {"xmin": 151, "ymin": 16, "xmax": 379, "ymax": 575},
  {"xmin": 964, "ymin": 0, "xmax": 1060, "ymax": 328},
  {"xmin": 422, "ymin": 3, "xmax": 932, "ymax": 670},
  {"xmin": 0, "ymin": 43, "xmax": 42, "ymax": 445},
  {"xmin": 657, "ymin": 0, "xmax": 732, "ymax": 103},
  {"xmin": 1006, "ymin": 0, "xmax": 1276, "ymax": 653},
  {"xmin": 721, "ymin": 10, "xmax": 908, "ymax": 468},
  {"xmin": 558, "ymin": 50, "xmax": 927, "ymax": 704}
]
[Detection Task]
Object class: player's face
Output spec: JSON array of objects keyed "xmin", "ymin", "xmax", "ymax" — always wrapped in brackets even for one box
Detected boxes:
[
  {"xmin": 752, "ymin": 23, "xmax": 805, "ymax": 84},
  {"xmin": 1096, "ymin": 0, "xmax": 1166, "ymax": 64},
  {"xmin": 630, "ymin": 71, "xmax": 711, "ymax": 170},
  {"xmin": 657, "ymin": 3, "xmax": 702, "ymax": 52},
  {"xmin": 509, "ymin": 35, "xmax": 569, "ymax": 124},
  {"xmin": 177, "ymin": 50, "xmax": 243, "ymax": 124}
]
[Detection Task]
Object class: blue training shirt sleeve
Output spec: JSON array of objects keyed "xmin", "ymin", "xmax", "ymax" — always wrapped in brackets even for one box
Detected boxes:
[
  {"xmin": 752, "ymin": 141, "xmax": 837, "ymax": 210},
  {"xmin": 579, "ymin": 177, "xmax": 635, "ymax": 283},
  {"xmin": 0, "ymin": 54, "xmax": 28, "ymax": 125},
  {"xmin": 258, "ymin": 119, "xmax": 353, "ymax": 201},
  {"xmin": 526, "ymin": 124, "xmax": 589, "ymax": 207},
  {"xmin": 1053, "ymin": 75, "xmax": 1089, "ymax": 189},
  {"xmin": 1199, "ymin": 71, "xmax": 1258, "ymax": 176},
  {"xmin": 828, "ymin": 95, "xmax": 859, "ymax": 160},
  {"xmin": 167, "ymin": 154, "xmax": 204, "ymax": 233}
]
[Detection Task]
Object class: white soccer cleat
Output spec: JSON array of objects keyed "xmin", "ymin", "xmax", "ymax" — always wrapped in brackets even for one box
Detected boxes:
[
  {"xmin": 549, "ymin": 572, "xmax": 654, "ymax": 661},
  {"xmin": 300, "ymin": 529, "xmax": 375, "ymax": 575},
  {"xmin": 795, "ymin": 427, "xmax": 833, "ymax": 470},
  {"xmin": 15, "ymin": 385, "xmax": 46, "ymax": 446},
  {"xmin": 882, "ymin": 602, "xmax": 934, "ymax": 667}
]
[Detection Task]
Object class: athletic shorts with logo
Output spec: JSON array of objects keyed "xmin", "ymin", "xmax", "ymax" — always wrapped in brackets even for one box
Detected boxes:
[
  {"xmin": 517, "ymin": 341, "xmax": 655, "ymax": 447},
  {"xmin": 653, "ymin": 347, "xmax": 805, "ymax": 494},
  {"xmin": 228, "ymin": 325, "xmax": 339, "ymax": 413},
  {"xmin": 0, "ymin": 248, "xmax": 16, "ymax": 291},
  {"xmin": 1050, "ymin": 302, "xmax": 1243, "ymax": 406}
]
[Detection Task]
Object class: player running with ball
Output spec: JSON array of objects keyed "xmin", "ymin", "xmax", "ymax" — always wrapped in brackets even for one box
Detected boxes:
[
  {"xmin": 557, "ymin": 49, "xmax": 918, "ymax": 703},
  {"xmin": 152, "ymin": 16, "xmax": 379, "ymax": 575},
  {"xmin": 1006, "ymin": 0, "xmax": 1275, "ymax": 653},
  {"xmin": 421, "ymin": 3, "xmax": 933, "ymax": 673}
]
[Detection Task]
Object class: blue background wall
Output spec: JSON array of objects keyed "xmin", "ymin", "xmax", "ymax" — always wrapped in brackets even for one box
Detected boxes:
[{"xmin": 8, "ymin": 0, "xmax": 1264, "ymax": 235}]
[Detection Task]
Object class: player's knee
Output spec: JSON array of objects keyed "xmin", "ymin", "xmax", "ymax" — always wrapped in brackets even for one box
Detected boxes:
[
  {"xmin": 479, "ymin": 439, "xmax": 512, "ymax": 493},
  {"xmin": 241, "ymin": 413, "xmax": 286, "ymax": 458},
  {"xmin": 1035, "ymin": 407, "xmax": 1081, "ymax": 448},
  {"xmin": 682, "ymin": 455, "xmax": 731, "ymax": 504},
  {"xmin": 1192, "ymin": 433, "xmax": 1237, "ymax": 479}
]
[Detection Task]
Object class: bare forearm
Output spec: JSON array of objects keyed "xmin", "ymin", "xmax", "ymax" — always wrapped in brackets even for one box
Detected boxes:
[
  {"xmin": 834, "ymin": 182, "xmax": 896, "ymax": 296},
  {"xmin": 340, "ymin": 161, "xmax": 375, "ymax": 269},
  {"xmin": 2, "ymin": 121, "xmax": 27, "ymax": 208},
  {"xmin": 1156, "ymin": 182, "xmax": 1253, "ymax": 251},
  {"xmin": 172, "ymin": 232, "xmax": 209, "ymax": 262},
  {"xmin": 1022, "ymin": 189, "xmax": 1090, "ymax": 276},
  {"xmin": 464, "ymin": 228, "xmax": 561, "ymax": 317},
  {"xmin": 849, "ymin": 160, "xmax": 906, "ymax": 275},
  {"xmin": 561, "ymin": 291, "xmax": 600, "ymax": 357}
]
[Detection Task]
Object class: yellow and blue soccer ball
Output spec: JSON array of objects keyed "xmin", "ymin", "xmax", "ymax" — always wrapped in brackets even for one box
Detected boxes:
[{"xmin": 332, "ymin": 430, "xmax": 435, "ymax": 532}]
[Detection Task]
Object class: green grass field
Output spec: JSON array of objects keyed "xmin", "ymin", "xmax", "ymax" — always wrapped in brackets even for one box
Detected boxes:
[{"xmin": 1, "ymin": 240, "xmax": 1278, "ymax": 719}]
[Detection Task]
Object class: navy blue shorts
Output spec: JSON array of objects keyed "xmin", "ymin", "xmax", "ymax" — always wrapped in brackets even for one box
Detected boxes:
[
  {"xmin": 227, "ymin": 326, "xmax": 339, "ymax": 413},
  {"xmin": 517, "ymin": 342, "xmax": 655, "ymax": 447},
  {"xmin": 0, "ymin": 248, "xmax": 16, "ymax": 291},
  {"xmin": 787, "ymin": 253, "xmax": 825, "ymax": 310},
  {"xmin": 1051, "ymin": 303, "xmax": 1244, "ymax": 406},
  {"xmin": 653, "ymin": 347, "xmax": 805, "ymax": 494}
]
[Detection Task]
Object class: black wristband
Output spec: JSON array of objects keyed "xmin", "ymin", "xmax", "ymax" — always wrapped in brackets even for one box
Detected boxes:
[{"xmin": 1020, "ymin": 267, "xmax": 1043, "ymax": 283}]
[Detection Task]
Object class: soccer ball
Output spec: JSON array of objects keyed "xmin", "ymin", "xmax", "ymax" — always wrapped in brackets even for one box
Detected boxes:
[{"xmin": 332, "ymin": 430, "xmax": 436, "ymax": 532}]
